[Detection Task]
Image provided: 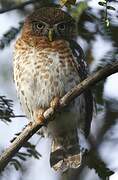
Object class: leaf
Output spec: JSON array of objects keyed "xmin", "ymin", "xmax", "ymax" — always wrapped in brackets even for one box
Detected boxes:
[
  {"xmin": 27, "ymin": 148, "xmax": 41, "ymax": 159},
  {"xmin": 71, "ymin": 2, "xmax": 88, "ymax": 19},
  {"xmin": 0, "ymin": 96, "xmax": 14, "ymax": 123},
  {"xmin": 60, "ymin": 0, "xmax": 67, "ymax": 6},
  {"xmin": 84, "ymin": 150, "xmax": 114, "ymax": 180},
  {"xmin": 98, "ymin": 1, "xmax": 106, "ymax": 6},
  {"xmin": 60, "ymin": 0, "xmax": 76, "ymax": 7},
  {"xmin": 10, "ymin": 132, "xmax": 41, "ymax": 171},
  {"xmin": 105, "ymin": 19, "xmax": 110, "ymax": 27},
  {"xmin": 0, "ymin": 22, "xmax": 23, "ymax": 50},
  {"xmin": 10, "ymin": 159, "xmax": 22, "ymax": 170},
  {"xmin": 16, "ymin": 152, "xmax": 27, "ymax": 161},
  {"xmin": 101, "ymin": 0, "xmax": 106, "ymax": 2},
  {"xmin": 107, "ymin": 5, "xmax": 116, "ymax": 11},
  {"xmin": 23, "ymin": 141, "xmax": 34, "ymax": 148}
]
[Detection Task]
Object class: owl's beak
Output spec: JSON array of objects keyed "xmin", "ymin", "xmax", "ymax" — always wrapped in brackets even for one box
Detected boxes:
[{"xmin": 48, "ymin": 29, "xmax": 54, "ymax": 42}]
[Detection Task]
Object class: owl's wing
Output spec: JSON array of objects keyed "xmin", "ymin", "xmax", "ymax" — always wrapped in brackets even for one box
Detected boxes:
[{"xmin": 69, "ymin": 40, "xmax": 93, "ymax": 137}]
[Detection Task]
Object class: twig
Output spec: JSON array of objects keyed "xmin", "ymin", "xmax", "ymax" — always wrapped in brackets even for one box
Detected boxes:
[
  {"xmin": 0, "ymin": 61, "xmax": 118, "ymax": 172},
  {"xmin": 0, "ymin": 115, "xmax": 26, "ymax": 119},
  {"xmin": 0, "ymin": 0, "xmax": 38, "ymax": 14}
]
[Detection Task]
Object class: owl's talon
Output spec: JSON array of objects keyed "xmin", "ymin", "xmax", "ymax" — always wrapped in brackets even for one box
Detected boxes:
[
  {"xmin": 37, "ymin": 114, "xmax": 45, "ymax": 124},
  {"xmin": 35, "ymin": 108, "xmax": 45, "ymax": 124},
  {"xmin": 50, "ymin": 97, "xmax": 60, "ymax": 110}
]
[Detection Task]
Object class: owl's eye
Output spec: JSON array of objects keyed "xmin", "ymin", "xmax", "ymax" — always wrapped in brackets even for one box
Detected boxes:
[
  {"xmin": 32, "ymin": 21, "xmax": 45, "ymax": 31},
  {"xmin": 35, "ymin": 22, "xmax": 45, "ymax": 30},
  {"xmin": 57, "ymin": 23, "xmax": 66, "ymax": 30}
]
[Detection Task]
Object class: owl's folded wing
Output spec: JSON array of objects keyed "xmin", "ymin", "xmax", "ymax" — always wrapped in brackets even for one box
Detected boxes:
[{"xmin": 69, "ymin": 40, "xmax": 93, "ymax": 137}]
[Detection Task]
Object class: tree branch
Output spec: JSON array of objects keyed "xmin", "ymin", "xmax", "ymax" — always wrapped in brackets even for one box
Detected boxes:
[
  {"xmin": 0, "ymin": 0, "xmax": 38, "ymax": 14},
  {"xmin": 0, "ymin": 115, "xmax": 26, "ymax": 119},
  {"xmin": 0, "ymin": 61, "xmax": 118, "ymax": 172}
]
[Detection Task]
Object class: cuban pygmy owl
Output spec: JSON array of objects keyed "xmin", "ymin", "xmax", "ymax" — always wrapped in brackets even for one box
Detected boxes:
[{"xmin": 13, "ymin": 5, "xmax": 93, "ymax": 172}]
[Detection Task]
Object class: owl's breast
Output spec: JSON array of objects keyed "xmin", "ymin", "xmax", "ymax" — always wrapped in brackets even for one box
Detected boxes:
[
  {"xmin": 33, "ymin": 42, "xmax": 81, "ymax": 107},
  {"xmin": 14, "ymin": 39, "xmax": 81, "ymax": 118}
]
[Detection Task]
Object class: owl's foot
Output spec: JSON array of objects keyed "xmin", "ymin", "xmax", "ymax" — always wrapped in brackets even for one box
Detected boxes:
[
  {"xmin": 35, "ymin": 108, "xmax": 45, "ymax": 124},
  {"xmin": 50, "ymin": 97, "xmax": 60, "ymax": 110}
]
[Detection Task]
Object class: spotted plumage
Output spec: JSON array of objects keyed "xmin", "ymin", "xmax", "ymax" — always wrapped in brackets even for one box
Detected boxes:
[{"xmin": 13, "ymin": 5, "xmax": 93, "ymax": 172}]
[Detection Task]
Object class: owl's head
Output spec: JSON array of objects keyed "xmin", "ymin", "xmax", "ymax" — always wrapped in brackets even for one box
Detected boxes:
[{"xmin": 23, "ymin": 5, "xmax": 76, "ymax": 42}]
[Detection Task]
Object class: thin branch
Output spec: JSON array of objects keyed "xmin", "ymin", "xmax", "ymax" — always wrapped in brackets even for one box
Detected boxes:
[
  {"xmin": 0, "ymin": 115, "xmax": 26, "ymax": 119},
  {"xmin": 0, "ymin": 61, "xmax": 118, "ymax": 172},
  {"xmin": 0, "ymin": 0, "xmax": 38, "ymax": 14}
]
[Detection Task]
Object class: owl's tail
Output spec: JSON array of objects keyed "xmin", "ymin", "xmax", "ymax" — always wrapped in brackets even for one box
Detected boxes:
[{"xmin": 50, "ymin": 140, "xmax": 82, "ymax": 172}]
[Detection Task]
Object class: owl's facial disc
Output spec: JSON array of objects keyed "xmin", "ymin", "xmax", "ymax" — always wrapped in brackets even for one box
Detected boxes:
[{"xmin": 26, "ymin": 7, "xmax": 77, "ymax": 41}]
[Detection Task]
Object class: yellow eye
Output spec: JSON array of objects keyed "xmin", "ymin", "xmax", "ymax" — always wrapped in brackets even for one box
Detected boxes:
[
  {"xmin": 36, "ymin": 22, "xmax": 45, "ymax": 29},
  {"xmin": 57, "ymin": 23, "xmax": 66, "ymax": 30}
]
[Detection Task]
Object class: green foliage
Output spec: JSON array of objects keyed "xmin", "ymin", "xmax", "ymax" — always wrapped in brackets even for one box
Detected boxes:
[
  {"xmin": 0, "ymin": 96, "xmax": 14, "ymax": 123},
  {"xmin": 98, "ymin": 1, "xmax": 107, "ymax": 7},
  {"xmin": 84, "ymin": 150, "xmax": 114, "ymax": 180},
  {"xmin": 60, "ymin": 0, "xmax": 76, "ymax": 7},
  {"xmin": 10, "ymin": 159, "xmax": 22, "ymax": 170},
  {"xmin": 98, "ymin": 0, "xmax": 116, "ymax": 27},
  {"xmin": 10, "ymin": 139, "xmax": 41, "ymax": 170},
  {"xmin": 106, "ymin": 5, "xmax": 115, "ymax": 11},
  {"xmin": 98, "ymin": 0, "xmax": 115, "ymax": 11},
  {"xmin": 71, "ymin": 1, "xmax": 88, "ymax": 20},
  {"xmin": 0, "ymin": 22, "xmax": 23, "ymax": 50},
  {"xmin": 0, "ymin": 96, "xmax": 41, "ymax": 171}
]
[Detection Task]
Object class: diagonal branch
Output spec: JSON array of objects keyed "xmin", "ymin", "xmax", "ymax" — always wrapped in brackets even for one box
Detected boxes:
[
  {"xmin": 0, "ymin": 0, "xmax": 38, "ymax": 14},
  {"xmin": 0, "ymin": 61, "xmax": 118, "ymax": 172}
]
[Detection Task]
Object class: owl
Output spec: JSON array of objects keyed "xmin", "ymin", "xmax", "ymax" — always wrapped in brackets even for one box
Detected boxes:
[{"xmin": 13, "ymin": 5, "xmax": 93, "ymax": 172}]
